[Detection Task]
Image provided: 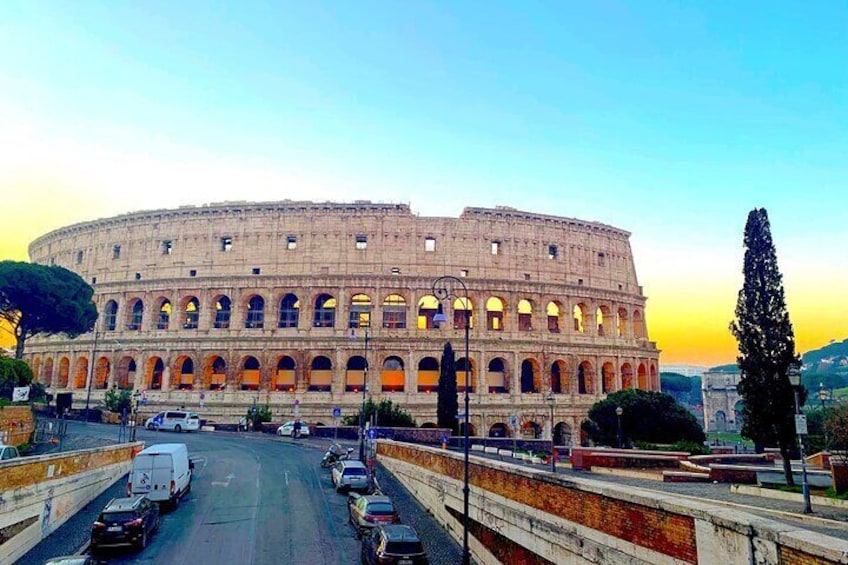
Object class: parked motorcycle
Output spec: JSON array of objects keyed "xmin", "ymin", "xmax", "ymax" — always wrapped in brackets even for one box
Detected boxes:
[{"xmin": 320, "ymin": 443, "xmax": 354, "ymax": 468}]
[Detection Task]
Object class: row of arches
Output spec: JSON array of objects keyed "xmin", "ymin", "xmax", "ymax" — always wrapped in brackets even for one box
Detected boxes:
[
  {"xmin": 100, "ymin": 292, "xmax": 648, "ymax": 338},
  {"xmin": 30, "ymin": 353, "xmax": 658, "ymax": 393}
]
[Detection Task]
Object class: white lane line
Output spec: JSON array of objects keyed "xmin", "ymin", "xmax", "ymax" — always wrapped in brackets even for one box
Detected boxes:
[{"xmin": 285, "ymin": 470, "xmax": 289, "ymax": 486}]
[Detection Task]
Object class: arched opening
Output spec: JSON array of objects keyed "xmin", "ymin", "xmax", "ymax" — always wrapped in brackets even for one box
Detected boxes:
[
  {"xmin": 116, "ymin": 356, "xmax": 135, "ymax": 389},
  {"xmin": 43, "ymin": 358, "xmax": 54, "ymax": 387},
  {"xmin": 546, "ymin": 301, "xmax": 562, "ymax": 333},
  {"xmin": 488, "ymin": 423, "xmax": 511, "ymax": 438},
  {"xmin": 420, "ymin": 422, "xmax": 437, "ymax": 429},
  {"xmin": 578, "ymin": 361, "xmax": 594, "ymax": 394},
  {"xmin": 94, "ymin": 357, "xmax": 110, "ymax": 389},
  {"xmin": 456, "ymin": 358, "xmax": 475, "ymax": 392},
  {"xmin": 715, "ymin": 410, "xmax": 727, "ymax": 432},
  {"xmin": 274, "ymin": 356, "xmax": 296, "ymax": 391},
  {"xmin": 486, "ymin": 296, "xmax": 505, "ymax": 331},
  {"xmin": 346, "ymin": 355, "xmax": 367, "ymax": 392},
  {"xmin": 518, "ymin": 299, "xmax": 533, "ymax": 331},
  {"xmin": 487, "ymin": 358, "xmax": 508, "ymax": 393},
  {"xmin": 381, "ymin": 356, "xmax": 405, "ymax": 392},
  {"xmin": 617, "ymin": 307, "xmax": 629, "ymax": 338},
  {"xmin": 313, "ymin": 294, "xmax": 336, "ymax": 328},
  {"xmin": 382, "ymin": 294, "xmax": 407, "ymax": 329},
  {"xmin": 551, "ymin": 360, "xmax": 569, "ymax": 394},
  {"xmin": 73, "ymin": 357, "xmax": 88, "ymax": 389},
  {"xmin": 637, "ymin": 363, "xmax": 648, "ymax": 389},
  {"xmin": 127, "ymin": 299, "xmax": 144, "ymax": 331},
  {"xmin": 183, "ymin": 297, "xmax": 200, "ymax": 330},
  {"xmin": 417, "ymin": 357, "xmax": 439, "ymax": 392},
  {"xmin": 621, "ymin": 363, "xmax": 634, "ymax": 390},
  {"xmin": 458, "ymin": 422, "xmax": 476, "ymax": 437},
  {"xmin": 146, "ymin": 357, "xmax": 164, "ymax": 390},
  {"xmin": 348, "ymin": 294, "xmax": 372, "ymax": 328},
  {"xmin": 520, "ymin": 359, "xmax": 540, "ymax": 393},
  {"xmin": 453, "ymin": 297, "xmax": 473, "ymax": 329},
  {"xmin": 633, "ymin": 310, "xmax": 646, "ymax": 339},
  {"xmin": 597, "ymin": 305, "xmax": 611, "ymax": 336},
  {"xmin": 734, "ymin": 400, "xmax": 745, "ymax": 429},
  {"xmin": 602, "ymin": 362, "xmax": 615, "ymax": 393},
  {"xmin": 245, "ymin": 295, "xmax": 265, "ymax": 329},
  {"xmin": 278, "ymin": 293, "xmax": 300, "ymax": 328},
  {"xmin": 241, "ymin": 356, "xmax": 261, "ymax": 390},
  {"xmin": 175, "ymin": 356, "xmax": 195, "ymax": 390},
  {"xmin": 650, "ymin": 364, "xmax": 659, "ymax": 390},
  {"xmin": 573, "ymin": 303, "xmax": 587, "ymax": 333},
  {"xmin": 554, "ymin": 422, "xmax": 572, "ymax": 446},
  {"xmin": 214, "ymin": 295, "xmax": 232, "ymax": 329},
  {"xmin": 521, "ymin": 421, "xmax": 541, "ymax": 439},
  {"xmin": 104, "ymin": 300, "xmax": 118, "ymax": 331},
  {"xmin": 417, "ymin": 295, "xmax": 439, "ymax": 329},
  {"xmin": 309, "ymin": 356, "xmax": 333, "ymax": 391},
  {"xmin": 156, "ymin": 299, "xmax": 172, "ymax": 330},
  {"xmin": 57, "ymin": 357, "xmax": 70, "ymax": 388},
  {"xmin": 32, "ymin": 357, "xmax": 41, "ymax": 383},
  {"xmin": 204, "ymin": 356, "xmax": 227, "ymax": 390}
]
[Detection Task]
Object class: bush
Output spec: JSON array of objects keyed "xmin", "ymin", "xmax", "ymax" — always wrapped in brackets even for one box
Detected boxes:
[{"xmin": 104, "ymin": 387, "xmax": 132, "ymax": 414}]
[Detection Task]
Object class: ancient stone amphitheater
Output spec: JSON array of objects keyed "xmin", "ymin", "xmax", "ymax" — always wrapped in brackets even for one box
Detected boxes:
[{"xmin": 25, "ymin": 201, "xmax": 659, "ymax": 442}]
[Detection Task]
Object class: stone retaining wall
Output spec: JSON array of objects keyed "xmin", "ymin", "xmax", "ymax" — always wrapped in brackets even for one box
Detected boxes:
[
  {"xmin": 0, "ymin": 405, "xmax": 34, "ymax": 447},
  {"xmin": 377, "ymin": 440, "xmax": 848, "ymax": 564}
]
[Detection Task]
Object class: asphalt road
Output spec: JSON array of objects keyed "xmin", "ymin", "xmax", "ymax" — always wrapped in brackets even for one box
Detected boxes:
[{"xmin": 18, "ymin": 423, "xmax": 462, "ymax": 565}]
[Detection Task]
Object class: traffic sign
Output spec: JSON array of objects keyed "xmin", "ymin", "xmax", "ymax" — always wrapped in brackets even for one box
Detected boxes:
[
  {"xmin": 368, "ymin": 428, "xmax": 377, "ymax": 440},
  {"xmin": 508, "ymin": 415, "xmax": 518, "ymax": 428},
  {"xmin": 332, "ymin": 407, "xmax": 342, "ymax": 418},
  {"xmin": 795, "ymin": 414, "xmax": 808, "ymax": 435}
]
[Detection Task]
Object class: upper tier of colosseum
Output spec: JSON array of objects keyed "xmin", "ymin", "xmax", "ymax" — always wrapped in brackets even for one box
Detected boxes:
[{"xmin": 28, "ymin": 200, "xmax": 642, "ymax": 296}]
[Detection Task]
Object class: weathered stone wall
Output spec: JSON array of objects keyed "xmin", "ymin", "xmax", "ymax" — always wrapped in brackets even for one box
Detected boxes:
[
  {"xmin": 0, "ymin": 442, "xmax": 141, "ymax": 564},
  {"xmin": 0, "ymin": 405, "xmax": 34, "ymax": 446},
  {"xmin": 24, "ymin": 201, "xmax": 660, "ymax": 432},
  {"xmin": 377, "ymin": 441, "xmax": 848, "ymax": 565}
]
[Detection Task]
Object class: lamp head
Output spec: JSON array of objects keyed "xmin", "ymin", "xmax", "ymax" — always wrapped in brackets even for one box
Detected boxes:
[
  {"xmin": 433, "ymin": 303, "xmax": 448, "ymax": 324},
  {"xmin": 615, "ymin": 406, "xmax": 623, "ymax": 416},
  {"xmin": 787, "ymin": 362, "xmax": 802, "ymax": 387}
]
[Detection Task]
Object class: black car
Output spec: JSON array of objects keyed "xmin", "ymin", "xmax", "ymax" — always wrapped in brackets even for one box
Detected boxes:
[
  {"xmin": 361, "ymin": 524, "xmax": 429, "ymax": 565},
  {"xmin": 90, "ymin": 495, "xmax": 160, "ymax": 552}
]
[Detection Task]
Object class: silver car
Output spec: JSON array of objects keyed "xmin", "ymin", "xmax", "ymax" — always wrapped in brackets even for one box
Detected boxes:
[{"xmin": 331, "ymin": 460, "xmax": 371, "ymax": 493}]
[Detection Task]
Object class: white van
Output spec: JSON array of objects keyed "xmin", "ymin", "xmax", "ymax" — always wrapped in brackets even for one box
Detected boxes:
[
  {"xmin": 128, "ymin": 443, "xmax": 192, "ymax": 508},
  {"xmin": 145, "ymin": 410, "xmax": 200, "ymax": 432}
]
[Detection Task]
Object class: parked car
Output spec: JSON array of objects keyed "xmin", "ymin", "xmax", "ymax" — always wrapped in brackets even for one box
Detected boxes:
[
  {"xmin": 361, "ymin": 524, "xmax": 429, "ymax": 564},
  {"xmin": 145, "ymin": 410, "xmax": 200, "ymax": 432},
  {"xmin": 276, "ymin": 420, "xmax": 310, "ymax": 437},
  {"xmin": 0, "ymin": 444, "xmax": 20, "ymax": 461},
  {"xmin": 90, "ymin": 495, "xmax": 160, "ymax": 552},
  {"xmin": 331, "ymin": 460, "xmax": 371, "ymax": 493},
  {"xmin": 128, "ymin": 443, "xmax": 193, "ymax": 509},
  {"xmin": 348, "ymin": 492, "xmax": 400, "ymax": 536}
]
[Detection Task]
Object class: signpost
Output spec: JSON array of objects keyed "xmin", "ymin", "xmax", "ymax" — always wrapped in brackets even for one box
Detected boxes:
[
  {"xmin": 332, "ymin": 407, "xmax": 341, "ymax": 440},
  {"xmin": 509, "ymin": 415, "xmax": 518, "ymax": 453}
]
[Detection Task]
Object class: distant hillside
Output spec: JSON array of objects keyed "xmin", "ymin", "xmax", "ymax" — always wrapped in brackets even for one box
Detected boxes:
[
  {"xmin": 709, "ymin": 364, "xmax": 739, "ymax": 373},
  {"xmin": 802, "ymin": 339, "xmax": 848, "ymax": 375}
]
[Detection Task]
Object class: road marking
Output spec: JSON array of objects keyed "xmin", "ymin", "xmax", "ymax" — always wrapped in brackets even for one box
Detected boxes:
[
  {"xmin": 211, "ymin": 473, "xmax": 236, "ymax": 487},
  {"xmin": 284, "ymin": 471, "xmax": 289, "ymax": 486}
]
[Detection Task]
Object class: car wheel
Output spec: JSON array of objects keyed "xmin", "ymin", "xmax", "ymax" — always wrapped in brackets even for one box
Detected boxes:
[
  {"xmin": 173, "ymin": 493, "xmax": 181, "ymax": 510},
  {"xmin": 147, "ymin": 423, "xmax": 155, "ymax": 430},
  {"xmin": 174, "ymin": 424, "xmax": 182, "ymax": 432}
]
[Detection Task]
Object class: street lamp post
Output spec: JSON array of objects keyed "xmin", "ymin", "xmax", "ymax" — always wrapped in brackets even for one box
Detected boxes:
[
  {"xmin": 616, "ymin": 406, "xmax": 624, "ymax": 449},
  {"xmin": 130, "ymin": 389, "xmax": 141, "ymax": 442},
  {"xmin": 819, "ymin": 382, "xmax": 828, "ymax": 411},
  {"xmin": 547, "ymin": 391, "xmax": 556, "ymax": 473},
  {"xmin": 432, "ymin": 275, "xmax": 471, "ymax": 565},
  {"xmin": 350, "ymin": 324, "xmax": 370, "ymax": 462},
  {"xmin": 788, "ymin": 362, "xmax": 812, "ymax": 514},
  {"xmin": 84, "ymin": 321, "xmax": 100, "ymax": 422}
]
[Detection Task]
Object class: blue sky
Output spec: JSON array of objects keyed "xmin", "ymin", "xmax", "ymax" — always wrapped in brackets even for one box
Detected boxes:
[{"xmin": 1, "ymin": 1, "xmax": 846, "ymax": 364}]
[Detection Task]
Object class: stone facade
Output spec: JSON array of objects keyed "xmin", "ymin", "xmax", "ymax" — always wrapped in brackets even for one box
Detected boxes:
[
  {"xmin": 24, "ymin": 201, "xmax": 659, "ymax": 438},
  {"xmin": 701, "ymin": 370, "xmax": 743, "ymax": 433}
]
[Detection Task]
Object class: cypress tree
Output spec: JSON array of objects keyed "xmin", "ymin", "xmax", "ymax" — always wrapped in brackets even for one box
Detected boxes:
[
  {"xmin": 437, "ymin": 342, "xmax": 459, "ymax": 434},
  {"xmin": 730, "ymin": 208, "xmax": 804, "ymax": 485}
]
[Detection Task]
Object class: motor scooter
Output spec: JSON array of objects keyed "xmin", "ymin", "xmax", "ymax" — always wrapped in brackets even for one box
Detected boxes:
[{"xmin": 320, "ymin": 442, "xmax": 354, "ymax": 468}]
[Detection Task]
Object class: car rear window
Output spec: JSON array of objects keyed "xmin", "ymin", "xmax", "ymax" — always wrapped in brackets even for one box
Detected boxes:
[
  {"xmin": 102, "ymin": 511, "xmax": 136, "ymax": 523},
  {"xmin": 386, "ymin": 541, "xmax": 424, "ymax": 555},
  {"xmin": 188, "ymin": 413, "xmax": 199, "ymax": 419},
  {"xmin": 344, "ymin": 467, "xmax": 368, "ymax": 476},
  {"xmin": 366, "ymin": 502, "xmax": 395, "ymax": 515}
]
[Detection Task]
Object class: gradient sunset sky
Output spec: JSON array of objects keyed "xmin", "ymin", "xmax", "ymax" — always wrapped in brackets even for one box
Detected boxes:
[{"xmin": 1, "ymin": 2, "xmax": 846, "ymax": 367}]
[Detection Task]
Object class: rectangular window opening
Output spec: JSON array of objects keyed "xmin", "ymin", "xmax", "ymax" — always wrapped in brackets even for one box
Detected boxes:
[
  {"xmin": 252, "ymin": 267, "xmax": 261, "ymax": 275},
  {"xmin": 460, "ymin": 269, "xmax": 468, "ymax": 277},
  {"xmin": 162, "ymin": 240, "xmax": 173, "ymax": 255},
  {"xmin": 76, "ymin": 250, "xmax": 84, "ymax": 264},
  {"xmin": 355, "ymin": 235, "xmax": 367, "ymax": 250},
  {"xmin": 548, "ymin": 245, "xmax": 558, "ymax": 259},
  {"xmin": 491, "ymin": 241, "xmax": 501, "ymax": 255},
  {"xmin": 113, "ymin": 245, "xmax": 121, "ymax": 260},
  {"xmin": 221, "ymin": 237, "xmax": 233, "ymax": 252},
  {"xmin": 598, "ymin": 252, "xmax": 606, "ymax": 266},
  {"xmin": 425, "ymin": 237, "xmax": 436, "ymax": 252},
  {"xmin": 286, "ymin": 235, "xmax": 297, "ymax": 250},
  {"xmin": 189, "ymin": 269, "xmax": 197, "ymax": 277},
  {"xmin": 391, "ymin": 267, "xmax": 401, "ymax": 276}
]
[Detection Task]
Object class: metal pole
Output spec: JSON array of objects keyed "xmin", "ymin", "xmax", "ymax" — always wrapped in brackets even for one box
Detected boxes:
[
  {"xmin": 359, "ymin": 327, "xmax": 369, "ymax": 461},
  {"xmin": 549, "ymin": 397, "xmax": 556, "ymax": 473},
  {"xmin": 463, "ymin": 309, "xmax": 470, "ymax": 565},
  {"xmin": 84, "ymin": 322, "xmax": 99, "ymax": 422},
  {"xmin": 793, "ymin": 388, "xmax": 812, "ymax": 513}
]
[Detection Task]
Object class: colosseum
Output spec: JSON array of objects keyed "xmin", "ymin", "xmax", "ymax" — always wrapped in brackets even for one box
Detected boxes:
[{"xmin": 24, "ymin": 200, "xmax": 659, "ymax": 443}]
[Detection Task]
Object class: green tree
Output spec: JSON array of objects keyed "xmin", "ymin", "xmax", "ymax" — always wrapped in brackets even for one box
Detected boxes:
[
  {"xmin": 0, "ymin": 261, "xmax": 98, "ymax": 359},
  {"xmin": 0, "ymin": 354, "xmax": 33, "ymax": 400},
  {"xmin": 824, "ymin": 405, "xmax": 848, "ymax": 493},
  {"xmin": 729, "ymin": 208, "xmax": 803, "ymax": 485},
  {"xmin": 104, "ymin": 386, "xmax": 132, "ymax": 414},
  {"xmin": 437, "ymin": 342, "xmax": 458, "ymax": 434},
  {"xmin": 343, "ymin": 398, "xmax": 416, "ymax": 428},
  {"xmin": 581, "ymin": 389, "xmax": 705, "ymax": 447}
]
